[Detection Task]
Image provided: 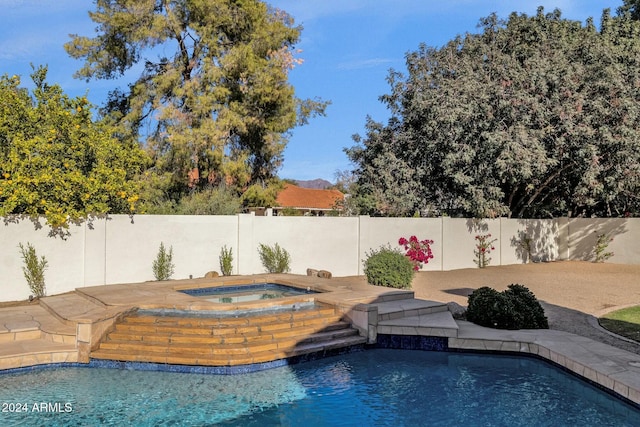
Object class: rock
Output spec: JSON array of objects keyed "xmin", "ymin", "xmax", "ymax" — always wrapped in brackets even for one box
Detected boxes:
[
  {"xmin": 447, "ymin": 301, "xmax": 467, "ymax": 320},
  {"xmin": 306, "ymin": 268, "xmax": 318, "ymax": 276},
  {"xmin": 204, "ymin": 271, "xmax": 219, "ymax": 278},
  {"xmin": 317, "ymin": 270, "xmax": 332, "ymax": 279}
]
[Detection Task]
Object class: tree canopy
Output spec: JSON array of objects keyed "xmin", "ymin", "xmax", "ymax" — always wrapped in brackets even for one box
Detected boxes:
[
  {"xmin": 346, "ymin": 8, "xmax": 640, "ymax": 218},
  {"xmin": 65, "ymin": 0, "xmax": 327, "ymax": 204},
  {"xmin": 0, "ymin": 67, "xmax": 147, "ymax": 233},
  {"xmin": 619, "ymin": 0, "xmax": 640, "ymax": 20}
]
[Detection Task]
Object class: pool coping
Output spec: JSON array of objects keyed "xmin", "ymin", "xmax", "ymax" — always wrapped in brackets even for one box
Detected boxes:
[{"xmin": 450, "ymin": 320, "xmax": 640, "ymax": 406}]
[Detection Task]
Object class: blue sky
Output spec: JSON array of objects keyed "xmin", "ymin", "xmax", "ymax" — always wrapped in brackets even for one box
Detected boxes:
[{"xmin": 0, "ymin": 0, "xmax": 622, "ymax": 182}]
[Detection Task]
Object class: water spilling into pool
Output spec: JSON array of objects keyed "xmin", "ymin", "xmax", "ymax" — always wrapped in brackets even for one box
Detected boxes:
[{"xmin": 1, "ymin": 350, "xmax": 639, "ymax": 426}]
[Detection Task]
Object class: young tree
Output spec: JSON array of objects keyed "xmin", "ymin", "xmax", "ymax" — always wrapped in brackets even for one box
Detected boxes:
[
  {"xmin": 347, "ymin": 8, "xmax": 640, "ymax": 218},
  {"xmin": 0, "ymin": 67, "xmax": 147, "ymax": 234},
  {"xmin": 65, "ymin": 0, "xmax": 328, "ymax": 202}
]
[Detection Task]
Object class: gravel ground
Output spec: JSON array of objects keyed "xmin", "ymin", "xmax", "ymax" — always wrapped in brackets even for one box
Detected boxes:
[
  {"xmin": 414, "ymin": 261, "xmax": 640, "ymax": 354},
  {"xmin": 338, "ymin": 261, "xmax": 640, "ymax": 354}
]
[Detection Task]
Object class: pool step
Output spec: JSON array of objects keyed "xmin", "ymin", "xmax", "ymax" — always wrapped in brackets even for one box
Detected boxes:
[
  {"xmin": 377, "ymin": 311, "xmax": 459, "ymax": 337},
  {"xmin": 371, "ymin": 298, "xmax": 459, "ymax": 338},
  {"xmin": 376, "ymin": 298, "xmax": 450, "ymax": 322},
  {"xmin": 95, "ymin": 327, "xmax": 361, "ymax": 356},
  {"xmin": 91, "ymin": 304, "xmax": 366, "ymax": 366},
  {"xmin": 106, "ymin": 320, "xmax": 351, "ymax": 344}
]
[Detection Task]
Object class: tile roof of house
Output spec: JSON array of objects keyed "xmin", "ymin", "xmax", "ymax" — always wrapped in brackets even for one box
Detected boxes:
[{"xmin": 275, "ymin": 184, "xmax": 344, "ymax": 210}]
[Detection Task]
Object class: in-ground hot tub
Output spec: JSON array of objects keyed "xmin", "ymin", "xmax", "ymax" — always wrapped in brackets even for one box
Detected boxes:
[
  {"xmin": 170, "ymin": 279, "xmax": 328, "ymax": 313},
  {"xmin": 179, "ymin": 282, "xmax": 318, "ymax": 304}
]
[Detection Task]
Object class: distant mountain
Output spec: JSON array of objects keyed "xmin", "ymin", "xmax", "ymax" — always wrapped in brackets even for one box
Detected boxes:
[{"xmin": 293, "ymin": 178, "xmax": 333, "ymax": 189}]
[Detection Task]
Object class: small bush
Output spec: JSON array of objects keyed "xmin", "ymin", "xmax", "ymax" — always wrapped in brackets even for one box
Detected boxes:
[
  {"xmin": 219, "ymin": 245, "xmax": 233, "ymax": 276},
  {"xmin": 18, "ymin": 242, "xmax": 48, "ymax": 298},
  {"xmin": 363, "ymin": 245, "xmax": 415, "ymax": 289},
  {"xmin": 258, "ymin": 243, "xmax": 291, "ymax": 273},
  {"xmin": 473, "ymin": 233, "xmax": 497, "ymax": 268},
  {"xmin": 594, "ymin": 232, "xmax": 613, "ymax": 262},
  {"xmin": 278, "ymin": 207, "xmax": 303, "ymax": 216},
  {"xmin": 152, "ymin": 242, "xmax": 175, "ymax": 281},
  {"xmin": 466, "ymin": 284, "xmax": 548, "ymax": 330}
]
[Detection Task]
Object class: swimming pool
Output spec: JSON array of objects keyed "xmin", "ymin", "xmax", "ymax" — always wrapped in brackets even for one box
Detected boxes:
[
  {"xmin": 2, "ymin": 349, "xmax": 639, "ymax": 426},
  {"xmin": 180, "ymin": 283, "xmax": 318, "ymax": 304}
]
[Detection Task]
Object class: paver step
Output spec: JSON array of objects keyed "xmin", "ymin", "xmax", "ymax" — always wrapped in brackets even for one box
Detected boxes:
[
  {"xmin": 91, "ymin": 303, "xmax": 364, "ymax": 367},
  {"xmin": 376, "ymin": 298, "xmax": 449, "ymax": 322},
  {"xmin": 0, "ymin": 338, "xmax": 78, "ymax": 370},
  {"xmin": 246, "ymin": 335, "xmax": 367, "ymax": 365},
  {"xmin": 107, "ymin": 321, "xmax": 352, "ymax": 344},
  {"xmin": 0, "ymin": 328, "xmax": 42, "ymax": 342},
  {"xmin": 377, "ymin": 310, "xmax": 459, "ymax": 338},
  {"xmin": 125, "ymin": 306, "xmax": 337, "ymax": 327},
  {"xmin": 113, "ymin": 314, "xmax": 343, "ymax": 337},
  {"xmin": 97, "ymin": 328, "xmax": 360, "ymax": 356},
  {"xmin": 91, "ymin": 335, "xmax": 367, "ymax": 367}
]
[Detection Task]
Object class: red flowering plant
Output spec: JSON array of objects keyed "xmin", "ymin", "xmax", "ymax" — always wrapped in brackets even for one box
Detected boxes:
[
  {"xmin": 474, "ymin": 234, "xmax": 497, "ymax": 268},
  {"xmin": 398, "ymin": 236, "xmax": 434, "ymax": 271}
]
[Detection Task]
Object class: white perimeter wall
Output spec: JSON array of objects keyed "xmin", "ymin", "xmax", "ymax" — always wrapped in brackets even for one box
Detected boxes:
[{"xmin": 1, "ymin": 214, "xmax": 639, "ymax": 301}]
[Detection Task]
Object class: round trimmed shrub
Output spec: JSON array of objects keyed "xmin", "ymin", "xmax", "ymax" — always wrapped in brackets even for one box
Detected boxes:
[
  {"xmin": 363, "ymin": 246, "xmax": 415, "ymax": 289},
  {"xmin": 504, "ymin": 284, "xmax": 549, "ymax": 329},
  {"xmin": 466, "ymin": 286, "xmax": 510, "ymax": 328},
  {"xmin": 466, "ymin": 284, "xmax": 548, "ymax": 330}
]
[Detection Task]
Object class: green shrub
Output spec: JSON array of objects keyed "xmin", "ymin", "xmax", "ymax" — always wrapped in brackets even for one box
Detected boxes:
[
  {"xmin": 258, "ymin": 243, "xmax": 291, "ymax": 273},
  {"xmin": 145, "ymin": 186, "xmax": 241, "ymax": 215},
  {"xmin": 363, "ymin": 245, "xmax": 414, "ymax": 289},
  {"xmin": 466, "ymin": 286, "xmax": 505, "ymax": 327},
  {"xmin": 505, "ymin": 284, "xmax": 549, "ymax": 329},
  {"xmin": 466, "ymin": 284, "xmax": 548, "ymax": 330},
  {"xmin": 152, "ymin": 242, "xmax": 175, "ymax": 280},
  {"xmin": 219, "ymin": 245, "xmax": 233, "ymax": 276},
  {"xmin": 18, "ymin": 242, "xmax": 48, "ymax": 298},
  {"xmin": 278, "ymin": 207, "xmax": 303, "ymax": 216}
]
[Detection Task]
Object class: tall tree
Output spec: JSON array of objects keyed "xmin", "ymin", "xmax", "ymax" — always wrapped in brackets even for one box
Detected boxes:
[
  {"xmin": 0, "ymin": 67, "xmax": 147, "ymax": 234},
  {"xmin": 618, "ymin": 0, "xmax": 640, "ymax": 20},
  {"xmin": 347, "ymin": 8, "xmax": 640, "ymax": 218},
  {"xmin": 65, "ymin": 0, "xmax": 327, "ymax": 201}
]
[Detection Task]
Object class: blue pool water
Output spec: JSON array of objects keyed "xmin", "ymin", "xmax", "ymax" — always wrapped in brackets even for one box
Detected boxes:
[{"xmin": 1, "ymin": 350, "xmax": 639, "ymax": 426}]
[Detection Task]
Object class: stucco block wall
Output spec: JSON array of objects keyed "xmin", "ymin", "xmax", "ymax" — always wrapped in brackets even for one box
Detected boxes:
[
  {"xmin": 1, "ymin": 214, "xmax": 638, "ymax": 302},
  {"xmin": 103, "ymin": 215, "xmax": 239, "ymax": 284},
  {"xmin": 358, "ymin": 217, "xmax": 443, "ymax": 273},
  {"xmin": 249, "ymin": 216, "xmax": 359, "ymax": 276},
  {"xmin": 1, "ymin": 219, "xmax": 85, "ymax": 301}
]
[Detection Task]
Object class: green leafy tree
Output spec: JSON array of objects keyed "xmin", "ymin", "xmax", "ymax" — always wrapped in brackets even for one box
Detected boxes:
[
  {"xmin": 347, "ymin": 8, "xmax": 640, "ymax": 218},
  {"xmin": 145, "ymin": 185, "xmax": 241, "ymax": 215},
  {"xmin": 240, "ymin": 179, "xmax": 284, "ymax": 208},
  {"xmin": 331, "ymin": 169, "xmax": 374, "ymax": 216},
  {"xmin": 618, "ymin": 0, "xmax": 640, "ymax": 20},
  {"xmin": 65, "ymin": 0, "xmax": 328, "ymax": 204},
  {"xmin": 0, "ymin": 67, "xmax": 146, "ymax": 234}
]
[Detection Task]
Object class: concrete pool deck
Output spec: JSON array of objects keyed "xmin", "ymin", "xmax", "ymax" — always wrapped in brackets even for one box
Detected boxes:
[{"xmin": 2, "ymin": 262, "xmax": 640, "ymax": 406}]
